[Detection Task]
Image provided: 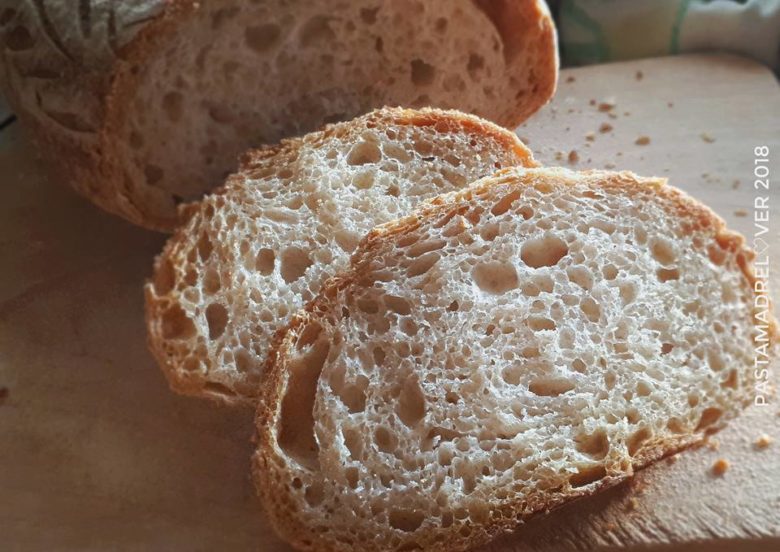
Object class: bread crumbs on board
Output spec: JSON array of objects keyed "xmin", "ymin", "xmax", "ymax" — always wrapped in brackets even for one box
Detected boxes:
[
  {"xmin": 599, "ymin": 122, "xmax": 613, "ymax": 133},
  {"xmin": 635, "ymin": 70, "xmax": 643, "ymax": 80},
  {"xmin": 585, "ymin": 132, "xmax": 596, "ymax": 141},
  {"xmin": 700, "ymin": 133, "xmax": 716, "ymax": 143},
  {"xmin": 568, "ymin": 150, "xmax": 579, "ymax": 164},
  {"xmin": 754, "ymin": 434, "xmax": 772, "ymax": 449},
  {"xmin": 711, "ymin": 458, "xmax": 730, "ymax": 476},
  {"xmin": 635, "ymin": 136, "xmax": 651, "ymax": 146},
  {"xmin": 734, "ymin": 209, "xmax": 748, "ymax": 217},
  {"xmin": 732, "ymin": 179, "xmax": 741, "ymax": 189}
]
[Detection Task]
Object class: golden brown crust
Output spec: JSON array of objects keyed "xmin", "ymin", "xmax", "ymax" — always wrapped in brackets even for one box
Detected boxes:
[
  {"xmin": 145, "ymin": 107, "xmax": 536, "ymax": 406},
  {"xmin": 253, "ymin": 167, "xmax": 778, "ymax": 552}
]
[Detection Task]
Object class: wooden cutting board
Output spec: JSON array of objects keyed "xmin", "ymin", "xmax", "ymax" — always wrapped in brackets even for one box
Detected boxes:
[{"xmin": 1, "ymin": 54, "xmax": 778, "ymax": 551}]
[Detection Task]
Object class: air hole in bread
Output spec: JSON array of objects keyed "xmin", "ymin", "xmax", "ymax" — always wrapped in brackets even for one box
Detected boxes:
[
  {"xmin": 619, "ymin": 282, "xmax": 637, "ymax": 304},
  {"xmin": 707, "ymin": 350, "xmax": 725, "ymax": 371},
  {"xmin": 161, "ymin": 304, "xmax": 196, "ymax": 339},
  {"xmin": 205, "ymin": 303, "xmax": 228, "ymax": 339},
  {"xmin": 397, "ymin": 375, "xmax": 426, "ymax": 427},
  {"xmin": 721, "ymin": 369, "xmax": 738, "ymax": 389},
  {"xmin": 389, "ymin": 508, "xmax": 425, "ymax": 532},
  {"xmin": 347, "ymin": 141, "xmax": 382, "ymax": 166},
  {"xmin": 569, "ymin": 464, "xmax": 607, "ymax": 488},
  {"xmin": 480, "ymin": 222, "xmax": 500, "ymax": 241},
  {"xmin": 280, "ymin": 247, "xmax": 312, "ymax": 283},
  {"xmin": 235, "ymin": 348, "xmax": 253, "ymax": 373},
  {"xmin": 708, "ymin": 244, "xmax": 727, "ymax": 265},
  {"xmin": 374, "ymin": 425, "xmax": 398, "ymax": 454},
  {"xmin": 650, "ymin": 237, "xmax": 677, "ymax": 265},
  {"xmin": 408, "ymin": 239, "xmax": 446, "ymax": 258},
  {"xmin": 580, "ymin": 297, "xmax": 601, "ymax": 322},
  {"xmin": 625, "ymin": 408, "xmax": 640, "ymax": 424},
  {"xmin": 695, "ymin": 407, "xmax": 723, "ymax": 431},
  {"xmin": 526, "ymin": 317, "xmax": 555, "ymax": 332},
  {"xmin": 522, "ymin": 235, "xmax": 568, "ymax": 268},
  {"xmin": 566, "ymin": 266, "xmax": 593, "ymax": 290},
  {"xmin": 636, "ymin": 380, "xmax": 652, "ymax": 397},
  {"xmin": 352, "ymin": 171, "xmax": 374, "ymax": 190},
  {"xmin": 278, "ymin": 324, "xmax": 330, "ymax": 470},
  {"xmin": 490, "ymin": 189, "xmax": 522, "ymax": 216},
  {"xmin": 627, "ymin": 427, "xmax": 652, "ymax": 456},
  {"xmin": 467, "ymin": 53, "xmax": 485, "ymax": 80},
  {"xmin": 410, "ymin": 59, "xmax": 436, "ymax": 86},
  {"xmin": 197, "ymin": 233, "xmax": 213, "ymax": 261},
  {"xmin": 384, "ymin": 295, "xmax": 412, "ymax": 315},
  {"xmin": 338, "ymin": 376, "xmax": 369, "ymax": 413},
  {"xmin": 529, "ymin": 377, "xmax": 575, "ymax": 396},
  {"xmin": 245, "ymin": 23, "xmax": 281, "ymax": 53},
  {"xmin": 657, "ymin": 267, "xmax": 680, "ymax": 282},
  {"xmin": 299, "ymin": 15, "xmax": 335, "ymax": 48},
  {"xmin": 575, "ymin": 429, "xmax": 609, "ymax": 459},
  {"xmin": 161, "ymin": 91, "xmax": 183, "ymax": 122},
  {"xmin": 304, "ymin": 481, "xmax": 324, "ymax": 506},
  {"xmin": 407, "ymin": 252, "xmax": 440, "ymax": 277},
  {"xmin": 255, "ymin": 248, "xmax": 275, "ymax": 275},
  {"xmin": 342, "ymin": 427, "xmax": 363, "ymax": 460},
  {"xmin": 144, "ymin": 164, "xmax": 164, "ymax": 185},
  {"xmin": 472, "ymin": 261, "xmax": 518, "ymax": 294},
  {"xmin": 602, "ymin": 264, "xmax": 618, "ymax": 280},
  {"xmin": 345, "ymin": 467, "xmax": 359, "ymax": 489},
  {"xmin": 203, "ymin": 267, "xmax": 221, "ymax": 294}
]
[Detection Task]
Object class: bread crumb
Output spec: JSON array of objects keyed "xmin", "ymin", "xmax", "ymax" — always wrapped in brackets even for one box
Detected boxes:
[
  {"xmin": 732, "ymin": 179, "xmax": 741, "ymax": 189},
  {"xmin": 700, "ymin": 133, "xmax": 716, "ymax": 143},
  {"xmin": 635, "ymin": 136, "xmax": 650, "ymax": 146},
  {"xmin": 734, "ymin": 209, "xmax": 748, "ymax": 217},
  {"xmin": 617, "ymin": 151, "xmax": 623, "ymax": 157},
  {"xmin": 667, "ymin": 454, "xmax": 678, "ymax": 465},
  {"xmin": 567, "ymin": 108, "xmax": 576, "ymax": 114},
  {"xmin": 604, "ymin": 163, "xmax": 616, "ymax": 169},
  {"xmin": 585, "ymin": 132, "xmax": 595, "ymax": 142},
  {"xmin": 599, "ymin": 123, "xmax": 613, "ymax": 133},
  {"xmin": 667, "ymin": 101, "xmax": 674, "ymax": 108},
  {"xmin": 598, "ymin": 99, "xmax": 616, "ymax": 112},
  {"xmin": 568, "ymin": 150, "xmax": 579, "ymax": 164},
  {"xmin": 608, "ymin": 112, "xmax": 618, "ymax": 119},
  {"xmin": 589, "ymin": 99, "xmax": 596, "ymax": 106},
  {"xmin": 707, "ymin": 438, "xmax": 720, "ymax": 451},
  {"xmin": 519, "ymin": 136, "xmax": 530, "ymax": 145},
  {"xmin": 566, "ymin": 75, "xmax": 576, "ymax": 83},
  {"xmin": 711, "ymin": 458, "xmax": 729, "ymax": 476},
  {"xmin": 627, "ymin": 497, "xmax": 639, "ymax": 511},
  {"xmin": 754, "ymin": 434, "xmax": 772, "ymax": 449},
  {"xmin": 701, "ymin": 172, "xmax": 709, "ymax": 178},
  {"xmin": 635, "ymin": 70, "xmax": 643, "ymax": 81},
  {"xmin": 555, "ymin": 151, "xmax": 564, "ymax": 161}
]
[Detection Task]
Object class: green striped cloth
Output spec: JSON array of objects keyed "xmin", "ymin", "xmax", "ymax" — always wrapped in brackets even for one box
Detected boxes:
[{"xmin": 559, "ymin": 0, "xmax": 780, "ymax": 71}]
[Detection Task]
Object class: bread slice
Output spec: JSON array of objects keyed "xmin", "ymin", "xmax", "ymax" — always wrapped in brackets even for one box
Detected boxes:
[
  {"xmin": 145, "ymin": 107, "xmax": 536, "ymax": 404},
  {"xmin": 254, "ymin": 167, "xmax": 778, "ymax": 552},
  {"xmin": 0, "ymin": 0, "xmax": 556, "ymax": 230}
]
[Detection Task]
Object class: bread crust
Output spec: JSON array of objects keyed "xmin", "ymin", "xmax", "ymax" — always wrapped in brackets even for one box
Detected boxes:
[
  {"xmin": 253, "ymin": 167, "xmax": 778, "ymax": 552},
  {"xmin": 0, "ymin": 0, "xmax": 556, "ymax": 231},
  {"xmin": 145, "ymin": 107, "xmax": 536, "ymax": 406}
]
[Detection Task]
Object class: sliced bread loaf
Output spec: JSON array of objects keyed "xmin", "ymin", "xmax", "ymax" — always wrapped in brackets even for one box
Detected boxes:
[
  {"xmin": 0, "ymin": 0, "xmax": 556, "ymax": 230},
  {"xmin": 145, "ymin": 107, "xmax": 536, "ymax": 404},
  {"xmin": 254, "ymin": 167, "xmax": 777, "ymax": 552}
]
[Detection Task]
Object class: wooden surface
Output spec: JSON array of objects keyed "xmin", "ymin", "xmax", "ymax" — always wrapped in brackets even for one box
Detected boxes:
[{"xmin": 1, "ymin": 54, "xmax": 778, "ymax": 551}]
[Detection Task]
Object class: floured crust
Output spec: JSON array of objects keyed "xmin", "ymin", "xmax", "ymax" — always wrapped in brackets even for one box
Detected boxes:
[
  {"xmin": 0, "ymin": 0, "xmax": 556, "ymax": 231},
  {"xmin": 145, "ymin": 107, "xmax": 536, "ymax": 405},
  {"xmin": 253, "ymin": 167, "xmax": 778, "ymax": 552}
]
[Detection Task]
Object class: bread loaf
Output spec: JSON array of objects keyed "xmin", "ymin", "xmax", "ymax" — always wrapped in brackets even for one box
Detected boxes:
[
  {"xmin": 145, "ymin": 107, "xmax": 536, "ymax": 404},
  {"xmin": 0, "ymin": 0, "xmax": 556, "ymax": 230},
  {"xmin": 254, "ymin": 167, "xmax": 777, "ymax": 552}
]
